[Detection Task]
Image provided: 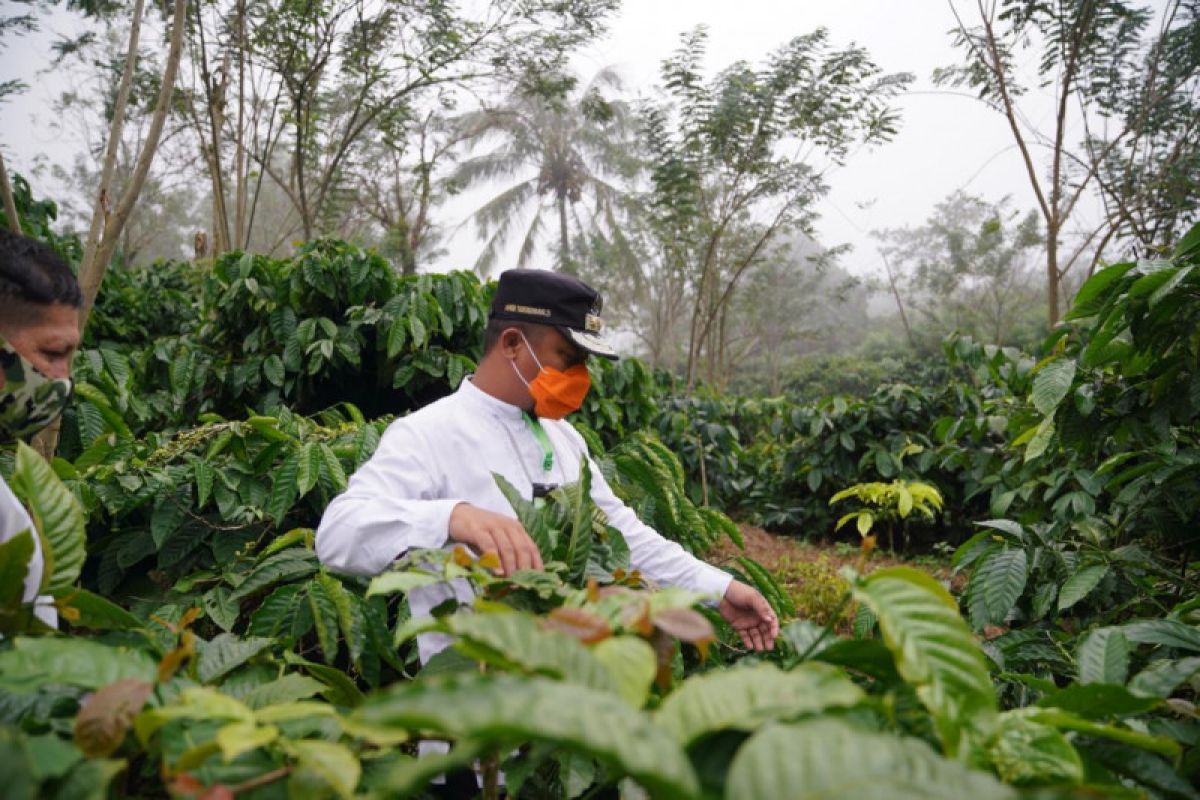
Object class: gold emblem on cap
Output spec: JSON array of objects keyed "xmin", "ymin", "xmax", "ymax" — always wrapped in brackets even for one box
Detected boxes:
[{"xmin": 585, "ymin": 314, "xmax": 603, "ymax": 333}]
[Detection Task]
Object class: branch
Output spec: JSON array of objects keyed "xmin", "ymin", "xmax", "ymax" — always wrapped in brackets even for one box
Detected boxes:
[{"xmin": 0, "ymin": 151, "xmax": 21, "ymax": 233}]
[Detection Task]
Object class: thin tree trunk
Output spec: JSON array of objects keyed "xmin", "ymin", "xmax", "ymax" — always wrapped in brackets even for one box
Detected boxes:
[
  {"xmin": 233, "ymin": 0, "xmax": 247, "ymax": 250},
  {"xmin": 557, "ymin": 194, "xmax": 570, "ymax": 272},
  {"xmin": 880, "ymin": 251, "xmax": 915, "ymax": 348},
  {"xmin": 0, "ymin": 152, "xmax": 21, "ymax": 233}
]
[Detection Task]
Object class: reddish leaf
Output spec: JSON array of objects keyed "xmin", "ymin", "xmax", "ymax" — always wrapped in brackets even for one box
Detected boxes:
[
  {"xmin": 158, "ymin": 629, "xmax": 196, "ymax": 684},
  {"xmin": 542, "ymin": 608, "xmax": 612, "ymax": 644},
  {"xmin": 649, "ymin": 628, "xmax": 676, "ymax": 690},
  {"xmin": 477, "ymin": 551, "xmax": 502, "ymax": 572},
  {"xmin": 620, "ymin": 599, "xmax": 653, "ymax": 636},
  {"xmin": 167, "ymin": 773, "xmax": 204, "ymax": 798},
  {"xmin": 74, "ymin": 678, "xmax": 154, "ymax": 757},
  {"xmin": 197, "ymin": 786, "xmax": 235, "ymax": 800},
  {"xmin": 653, "ymin": 607, "xmax": 716, "ymax": 646},
  {"xmin": 452, "ymin": 546, "xmax": 474, "ymax": 567}
]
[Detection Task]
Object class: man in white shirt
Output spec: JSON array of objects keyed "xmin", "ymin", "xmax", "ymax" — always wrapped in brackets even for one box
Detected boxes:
[
  {"xmin": 317, "ymin": 268, "xmax": 779, "ymax": 657},
  {"xmin": 1, "ymin": 230, "xmax": 83, "ymax": 629}
]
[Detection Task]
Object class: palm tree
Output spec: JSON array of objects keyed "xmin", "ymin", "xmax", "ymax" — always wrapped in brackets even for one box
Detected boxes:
[{"xmin": 451, "ymin": 69, "xmax": 636, "ymax": 274}]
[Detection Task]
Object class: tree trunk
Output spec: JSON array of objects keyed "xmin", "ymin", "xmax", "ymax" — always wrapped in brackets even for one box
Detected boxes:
[
  {"xmin": 557, "ymin": 194, "xmax": 570, "ymax": 273},
  {"xmin": 37, "ymin": 0, "xmax": 188, "ymax": 464},
  {"xmin": 0, "ymin": 152, "xmax": 21, "ymax": 233},
  {"xmin": 1046, "ymin": 222, "xmax": 1060, "ymax": 326}
]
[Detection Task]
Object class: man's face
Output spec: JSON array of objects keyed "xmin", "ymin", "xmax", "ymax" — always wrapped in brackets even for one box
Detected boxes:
[
  {"xmin": 532, "ymin": 327, "xmax": 588, "ymax": 373},
  {"xmin": 0, "ymin": 302, "xmax": 81, "ymax": 386}
]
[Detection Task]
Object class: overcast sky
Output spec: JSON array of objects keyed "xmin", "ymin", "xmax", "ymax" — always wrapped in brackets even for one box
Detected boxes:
[{"xmin": 0, "ymin": 1, "xmax": 1125, "ymax": 278}]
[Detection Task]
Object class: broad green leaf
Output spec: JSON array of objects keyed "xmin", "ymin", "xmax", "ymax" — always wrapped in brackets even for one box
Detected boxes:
[
  {"xmin": 229, "ymin": 548, "xmax": 317, "ymax": 602},
  {"xmin": 255, "ymin": 700, "xmax": 340, "ymax": 723},
  {"xmin": 283, "ymin": 652, "xmax": 366, "ymax": 707},
  {"xmin": 240, "ymin": 674, "xmax": 327, "ymax": 710},
  {"xmin": 444, "ymin": 610, "xmax": 616, "ymax": 694},
  {"xmin": 263, "ymin": 354, "xmax": 286, "ymax": 387},
  {"xmin": 319, "ymin": 572, "xmax": 364, "ymax": 667},
  {"xmin": 1031, "ymin": 358, "xmax": 1077, "ymax": 416},
  {"xmin": 725, "ymin": 719, "xmax": 1014, "ymax": 800},
  {"xmin": 135, "ymin": 687, "xmax": 254, "ymax": 743},
  {"xmin": 1036, "ymin": 683, "xmax": 1160, "ymax": 718},
  {"xmin": 1066, "ymin": 261, "xmax": 1138, "ymax": 319},
  {"xmin": 1128, "ymin": 657, "xmax": 1200, "ymax": 698},
  {"xmin": 216, "ymin": 721, "xmax": 278, "ymax": 761},
  {"xmin": 1121, "ymin": 619, "xmax": 1200, "ymax": 652},
  {"xmin": 308, "ymin": 575, "xmax": 341, "ymax": 665},
  {"xmin": 593, "ymin": 636, "xmax": 657, "ymax": 708},
  {"xmin": 1022, "ymin": 707, "xmax": 1180, "ymax": 760},
  {"xmin": 267, "ymin": 452, "xmax": 301, "ymax": 524},
  {"xmin": 0, "ymin": 637, "xmax": 156, "ymax": 691},
  {"xmin": 1023, "ymin": 417, "xmax": 1055, "ymax": 461},
  {"xmin": 987, "ymin": 710, "xmax": 1083, "ymax": 785},
  {"xmin": 353, "ymin": 673, "xmax": 698, "ymax": 800},
  {"xmin": 318, "ymin": 443, "xmax": 348, "ymax": 493},
  {"xmin": 296, "ymin": 442, "xmax": 322, "ymax": 496},
  {"xmin": 1077, "ymin": 627, "xmax": 1129, "ymax": 685},
  {"xmin": 655, "ymin": 662, "xmax": 863, "ymax": 746},
  {"xmin": 852, "ymin": 567, "xmax": 997, "ymax": 755},
  {"xmin": 367, "ymin": 571, "xmax": 440, "ymax": 596},
  {"xmin": 195, "ymin": 634, "xmax": 274, "ymax": 684},
  {"xmin": 0, "ymin": 529, "xmax": 34, "ymax": 615},
  {"xmin": 288, "ymin": 739, "xmax": 361, "ymax": 799},
  {"xmin": 1057, "ymin": 564, "xmax": 1108, "ymax": 611},
  {"xmin": 969, "ymin": 547, "xmax": 1027, "ymax": 627},
  {"xmin": 10, "ymin": 442, "xmax": 86, "ymax": 594}
]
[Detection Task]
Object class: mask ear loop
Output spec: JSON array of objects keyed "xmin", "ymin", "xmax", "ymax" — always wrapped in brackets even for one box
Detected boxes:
[{"xmin": 509, "ymin": 330, "xmax": 544, "ymax": 389}]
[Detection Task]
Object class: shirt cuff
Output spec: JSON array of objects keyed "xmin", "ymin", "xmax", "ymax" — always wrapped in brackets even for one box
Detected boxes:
[
  {"xmin": 692, "ymin": 563, "xmax": 733, "ymax": 600},
  {"xmin": 406, "ymin": 498, "xmax": 468, "ymax": 552}
]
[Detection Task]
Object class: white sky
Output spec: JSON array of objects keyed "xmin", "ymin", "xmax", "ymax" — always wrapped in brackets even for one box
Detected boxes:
[{"xmin": 0, "ymin": 1, "xmax": 1128, "ymax": 278}]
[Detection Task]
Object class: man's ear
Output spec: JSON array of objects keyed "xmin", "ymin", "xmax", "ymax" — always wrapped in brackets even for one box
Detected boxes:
[{"xmin": 500, "ymin": 327, "xmax": 524, "ymax": 356}]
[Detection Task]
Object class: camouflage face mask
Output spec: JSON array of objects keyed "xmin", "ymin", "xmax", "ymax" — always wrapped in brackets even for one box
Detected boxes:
[{"xmin": 0, "ymin": 335, "xmax": 73, "ymax": 442}]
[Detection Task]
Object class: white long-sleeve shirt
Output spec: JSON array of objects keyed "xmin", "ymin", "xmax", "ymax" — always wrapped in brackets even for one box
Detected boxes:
[
  {"xmin": 316, "ymin": 377, "xmax": 731, "ymax": 660},
  {"xmin": 1, "ymin": 476, "xmax": 57, "ymax": 629}
]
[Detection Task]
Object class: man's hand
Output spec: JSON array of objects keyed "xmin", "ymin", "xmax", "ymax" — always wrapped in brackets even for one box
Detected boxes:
[
  {"xmin": 718, "ymin": 580, "xmax": 779, "ymax": 651},
  {"xmin": 448, "ymin": 503, "xmax": 544, "ymax": 576}
]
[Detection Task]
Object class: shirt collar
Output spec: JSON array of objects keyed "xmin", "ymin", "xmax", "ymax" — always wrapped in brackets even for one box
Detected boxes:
[{"xmin": 458, "ymin": 376, "xmax": 526, "ymax": 422}]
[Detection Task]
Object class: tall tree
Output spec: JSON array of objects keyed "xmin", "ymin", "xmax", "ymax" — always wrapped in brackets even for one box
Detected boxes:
[
  {"xmin": 635, "ymin": 27, "xmax": 911, "ymax": 390},
  {"xmin": 874, "ymin": 191, "xmax": 1044, "ymax": 347},
  {"xmin": 451, "ymin": 68, "xmax": 637, "ymax": 274},
  {"xmin": 938, "ymin": 0, "xmax": 1199, "ymax": 325}
]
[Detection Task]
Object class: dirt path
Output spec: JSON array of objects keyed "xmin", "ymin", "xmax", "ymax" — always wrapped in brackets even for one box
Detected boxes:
[{"xmin": 705, "ymin": 524, "xmax": 956, "ymax": 626}]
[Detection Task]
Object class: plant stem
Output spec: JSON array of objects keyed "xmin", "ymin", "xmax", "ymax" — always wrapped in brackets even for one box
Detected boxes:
[{"xmin": 795, "ymin": 591, "xmax": 853, "ymax": 663}]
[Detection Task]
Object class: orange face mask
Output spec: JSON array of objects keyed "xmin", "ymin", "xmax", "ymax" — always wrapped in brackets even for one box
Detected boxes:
[{"xmin": 511, "ymin": 332, "xmax": 591, "ymax": 419}]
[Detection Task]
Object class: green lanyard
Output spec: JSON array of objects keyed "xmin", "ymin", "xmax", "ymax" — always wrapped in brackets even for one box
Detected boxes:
[{"xmin": 523, "ymin": 412, "xmax": 554, "ymax": 474}]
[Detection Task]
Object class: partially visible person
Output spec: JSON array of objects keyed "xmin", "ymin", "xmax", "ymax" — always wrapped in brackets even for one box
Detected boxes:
[{"xmin": 0, "ymin": 229, "xmax": 82, "ymax": 627}]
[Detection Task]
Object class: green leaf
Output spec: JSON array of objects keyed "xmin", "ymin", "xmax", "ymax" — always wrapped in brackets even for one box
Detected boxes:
[
  {"xmin": 288, "ymin": 740, "xmax": 361, "ymax": 800},
  {"xmin": 0, "ymin": 529, "xmax": 34, "ymax": 617},
  {"xmin": 296, "ymin": 443, "xmax": 322, "ymax": 496},
  {"xmin": 1031, "ymin": 358, "xmax": 1077, "ymax": 416},
  {"xmin": 1121, "ymin": 619, "xmax": 1200, "ymax": 653},
  {"xmin": 443, "ymin": 611, "xmax": 616, "ymax": 694},
  {"xmin": 986, "ymin": 710, "xmax": 1084, "ymax": 786},
  {"xmin": 1067, "ymin": 261, "xmax": 1138, "ymax": 319},
  {"xmin": 969, "ymin": 547, "xmax": 1027, "ymax": 627},
  {"xmin": 1127, "ymin": 657, "xmax": 1200, "ymax": 698},
  {"xmin": 1023, "ymin": 417, "xmax": 1055, "ymax": 462},
  {"xmin": 229, "ymin": 548, "xmax": 317, "ymax": 602},
  {"xmin": 1022, "ymin": 708, "xmax": 1180, "ymax": 760},
  {"xmin": 10, "ymin": 442, "xmax": 86, "ymax": 594},
  {"xmin": 655, "ymin": 662, "xmax": 863, "ymax": 747},
  {"xmin": 267, "ymin": 452, "xmax": 301, "ymax": 525},
  {"xmin": 134, "ymin": 686, "xmax": 254, "ymax": 743},
  {"xmin": 308, "ymin": 576, "xmax": 341, "ymax": 665},
  {"xmin": 195, "ymin": 634, "xmax": 274, "ymax": 684},
  {"xmin": 0, "ymin": 637, "xmax": 156, "ymax": 691},
  {"xmin": 240, "ymin": 674, "xmax": 327, "ymax": 710},
  {"xmin": 1036, "ymin": 683, "xmax": 1160, "ymax": 718},
  {"xmin": 1057, "ymin": 564, "xmax": 1108, "ymax": 611},
  {"xmin": 353, "ymin": 673, "xmax": 698, "ymax": 800},
  {"xmin": 592, "ymin": 636, "xmax": 657, "ymax": 708},
  {"xmin": 725, "ymin": 719, "xmax": 1014, "ymax": 800},
  {"xmin": 367, "ymin": 571, "xmax": 440, "ymax": 596},
  {"xmin": 194, "ymin": 460, "xmax": 215, "ymax": 509},
  {"xmin": 1077, "ymin": 627, "xmax": 1130, "ymax": 685},
  {"xmin": 851, "ymin": 567, "xmax": 997, "ymax": 755},
  {"xmin": 263, "ymin": 354, "xmax": 286, "ymax": 387},
  {"xmin": 318, "ymin": 443, "xmax": 348, "ymax": 493},
  {"xmin": 319, "ymin": 573, "xmax": 364, "ymax": 668},
  {"xmin": 216, "ymin": 721, "xmax": 278, "ymax": 761},
  {"xmin": 61, "ymin": 588, "xmax": 143, "ymax": 631}
]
